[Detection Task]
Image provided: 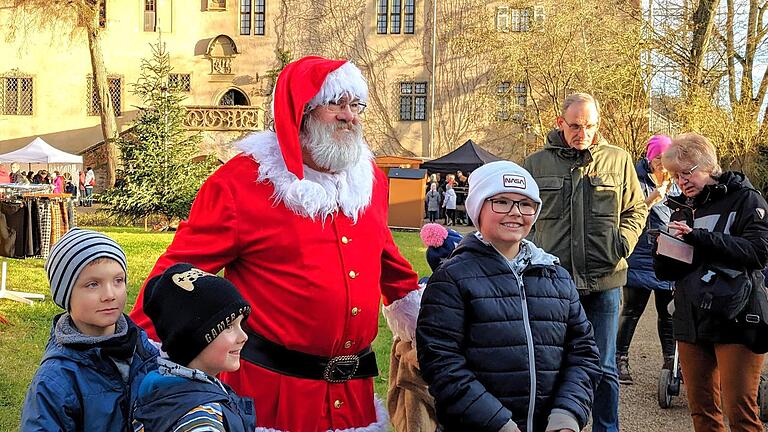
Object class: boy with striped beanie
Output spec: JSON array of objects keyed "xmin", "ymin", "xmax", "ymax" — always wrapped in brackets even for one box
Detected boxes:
[{"xmin": 21, "ymin": 228, "xmax": 159, "ymax": 431}]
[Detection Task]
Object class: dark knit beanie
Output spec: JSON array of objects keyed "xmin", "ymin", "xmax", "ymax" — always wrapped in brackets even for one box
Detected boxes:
[
  {"xmin": 46, "ymin": 228, "xmax": 128, "ymax": 311},
  {"xmin": 426, "ymin": 230, "xmax": 462, "ymax": 271},
  {"xmin": 143, "ymin": 263, "xmax": 251, "ymax": 366}
]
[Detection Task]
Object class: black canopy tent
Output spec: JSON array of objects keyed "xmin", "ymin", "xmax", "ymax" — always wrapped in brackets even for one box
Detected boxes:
[{"xmin": 420, "ymin": 139, "xmax": 502, "ymax": 173}]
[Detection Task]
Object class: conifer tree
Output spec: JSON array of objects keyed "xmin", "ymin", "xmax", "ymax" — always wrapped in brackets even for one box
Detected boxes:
[{"xmin": 103, "ymin": 41, "xmax": 217, "ymax": 225}]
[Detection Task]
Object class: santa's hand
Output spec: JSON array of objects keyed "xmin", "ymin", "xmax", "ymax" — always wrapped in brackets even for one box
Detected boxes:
[{"xmin": 382, "ymin": 287, "xmax": 424, "ymax": 345}]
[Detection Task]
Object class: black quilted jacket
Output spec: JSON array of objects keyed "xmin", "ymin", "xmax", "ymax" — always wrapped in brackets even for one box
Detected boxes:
[{"xmin": 416, "ymin": 234, "xmax": 602, "ymax": 432}]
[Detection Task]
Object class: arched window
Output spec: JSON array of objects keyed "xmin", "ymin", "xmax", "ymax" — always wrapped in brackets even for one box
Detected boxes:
[{"xmin": 218, "ymin": 89, "xmax": 249, "ymax": 106}]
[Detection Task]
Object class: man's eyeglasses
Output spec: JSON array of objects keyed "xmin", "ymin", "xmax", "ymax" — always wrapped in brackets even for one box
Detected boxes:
[
  {"xmin": 561, "ymin": 118, "xmax": 598, "ymax": 133},
  {"xmin": 324, "ymin": 100, "xmax": 367, "ymax": 115},
  {"xmin": 673, "ymin": 165, "xmax": 699, "ymax": 181},
  {"xmin": 486, "ymin": 198, "xmax": 539, "ymax": 216}
]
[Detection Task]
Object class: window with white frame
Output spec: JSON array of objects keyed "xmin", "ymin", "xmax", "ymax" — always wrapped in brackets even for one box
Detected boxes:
[
  {"xmin": 496, "ymin": 6, "xmax": 534, "ymax": 32},
  {"xmin": 0, "ymin": 76, "xmax": 33, "ymax": 116},
  {"xmin": 497, "ymin": 81, "xmax": 527, "ymax": 121},
  {"xmin": 240, "ymin": 0, "xmax": 265, "ymax": 35},
  {"xmin": 87, "ymin": 75, "xmax": 122, "ymax": 117},
  {"xmin": 400, "ymin": 81, "xmax": 427, "ymax": 121}
]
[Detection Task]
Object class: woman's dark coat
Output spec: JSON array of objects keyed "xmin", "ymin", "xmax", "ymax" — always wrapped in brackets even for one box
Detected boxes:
[{"xmin": 654, "ymin": 171, "xmax": 768, "ymax": 344}]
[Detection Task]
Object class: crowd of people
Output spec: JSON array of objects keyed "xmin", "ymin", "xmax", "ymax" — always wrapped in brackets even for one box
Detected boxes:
[
  {"xmin": 424, "ymin": 171, "xmax": 469, "ymax": 226},
  {"xmin": 1, "ymin": 164, "xmax": 97, "ymax": 206},
  {"xmin": 17, "ymin": 55, "xmax": 768, "ymax": 432}
]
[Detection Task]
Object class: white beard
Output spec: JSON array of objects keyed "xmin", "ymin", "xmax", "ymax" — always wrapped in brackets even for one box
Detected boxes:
[
  {"xmin": 300, "ymin": 115, "xmax": 365, "ymax": 172},
  {"xmin": 238, "ymin": 131, "xmax": 375, "ymax": 222}
]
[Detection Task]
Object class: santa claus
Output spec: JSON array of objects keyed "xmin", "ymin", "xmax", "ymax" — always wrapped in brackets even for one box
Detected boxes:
[{"xmin": 130, "ymin": 56, "xmax": 422, "ymax": 431}]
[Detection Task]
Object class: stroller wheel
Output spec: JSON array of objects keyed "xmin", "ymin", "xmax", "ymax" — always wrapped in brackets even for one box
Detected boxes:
[
  {"xmin": 759, "ymin": 375, "xmax": 768, "ymax": 423},
  {"xmin": 658, "ymin": 368, "xmax": 673, "ymax": 408}
]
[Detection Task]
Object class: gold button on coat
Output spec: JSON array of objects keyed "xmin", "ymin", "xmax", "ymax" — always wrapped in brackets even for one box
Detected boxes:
[
  {"xmin": 351, "ymin": 307, "xmax": 360, "ymax": 316},
  {"xmin": 348, "ymin": 270, "xmax": 357, "ymax": 279},
  {"xmin": 341, "ymin": 236, "xmax": 349, "ymax": 244},
  {"xmin": 344, "ymin": 340, "xmax": 353, "ymax": 349},
  {"xmin": 334, "ymin": 400, "xmax": 343, "ymax": 409}
]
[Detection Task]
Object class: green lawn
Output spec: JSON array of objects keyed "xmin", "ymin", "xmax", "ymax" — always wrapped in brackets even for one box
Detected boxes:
[{"xmin": 0, "ymin": 227, "xmax": 429, "ymax": 430}]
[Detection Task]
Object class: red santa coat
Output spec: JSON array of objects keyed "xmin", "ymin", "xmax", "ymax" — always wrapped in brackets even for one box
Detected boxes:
[{"xmin": 130, "ymin": 136, "xmax": 419, "ymax": 431}]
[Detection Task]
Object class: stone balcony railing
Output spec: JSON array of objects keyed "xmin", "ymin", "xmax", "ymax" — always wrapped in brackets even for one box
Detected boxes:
[{"xmin": 183, "ymin": 105, "xmax": 264, "ymax": 131}]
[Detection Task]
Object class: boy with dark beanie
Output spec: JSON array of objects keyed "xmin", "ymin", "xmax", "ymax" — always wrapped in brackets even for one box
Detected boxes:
[
  {"xmin": 132, "ymin": 263, "xmax": 256, "ymax": 432},
  {"xmin": 21, "ymin": 228, "xmax": 159, "ymax": 431}
]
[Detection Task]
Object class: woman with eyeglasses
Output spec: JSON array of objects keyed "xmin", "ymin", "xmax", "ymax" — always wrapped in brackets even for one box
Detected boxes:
[
  {"xmin": 616, "ymin": 135, "xmax": 677, "ymax": 385},
  {"xmin": 654, "ymin": 132, "xmax": 768, "ymax": 431},
  {"xmin": 417, "ymin": 161, "xmax": 601, "ymax": 432}
]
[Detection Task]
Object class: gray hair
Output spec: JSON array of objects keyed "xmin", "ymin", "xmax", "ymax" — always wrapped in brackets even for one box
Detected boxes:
[
  {"xmin": 663, "ymin": 132, "xmax": 722, "ymax": 177},
  {"xmin": 561, "ymin": 93, "xmax": 601, "ymax": 117}
]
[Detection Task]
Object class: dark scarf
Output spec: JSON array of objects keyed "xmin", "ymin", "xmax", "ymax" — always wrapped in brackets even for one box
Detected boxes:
[{"xmin": 56, "ymin": 313, "xmax": 139, "ymax": 361}]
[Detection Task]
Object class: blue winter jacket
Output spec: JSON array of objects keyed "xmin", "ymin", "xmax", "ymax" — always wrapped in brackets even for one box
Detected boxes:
[
  {"xmin": 20, "ymin": 314, "xmax": 159, "ymax": 432},
  {"xmin": 626, "ymin": 158, "xmax": 674, "ymax": 290},
  {"xmin": 416, "ymin": 235, "xmax": 602, "ymax": 432},
  {"xmin": 132, "ymin": 359, "xmax": 256, "ymax": 432}
]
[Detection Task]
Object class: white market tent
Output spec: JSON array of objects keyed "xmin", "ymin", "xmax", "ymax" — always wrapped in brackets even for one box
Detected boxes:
[
  {"xmin": 0, "ymin": 137, "xmax": 84, "ymax": 192},
  {"xmin": 0, "ymin": 137, "xmax": 83, "ymax": 164}
]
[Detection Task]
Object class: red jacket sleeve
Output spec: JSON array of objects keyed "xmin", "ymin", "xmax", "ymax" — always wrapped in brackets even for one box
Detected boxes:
[
  {"xmin": 380, "ymin": 227, "xmax": 419, "ymax": 306},
  {"xmin": 129, "ymin": 174, "xmax": 239, "ymax": 339}
]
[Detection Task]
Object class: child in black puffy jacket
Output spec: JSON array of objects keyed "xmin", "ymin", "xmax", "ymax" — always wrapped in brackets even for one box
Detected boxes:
[{"xmin": 416, "ymin": 161, "xmax": 602, "ymax": 432}]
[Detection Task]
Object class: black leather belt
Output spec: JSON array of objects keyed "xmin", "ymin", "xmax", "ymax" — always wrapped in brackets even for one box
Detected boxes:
[{"xmin": 240, "ymin": 330, "xmax": 378, "ymax": 383}]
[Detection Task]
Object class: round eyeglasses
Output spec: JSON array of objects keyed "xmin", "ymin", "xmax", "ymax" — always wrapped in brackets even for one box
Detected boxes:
[{"xmin": 486, "ymin": 198, "xmax": 539, "ymax": 216}]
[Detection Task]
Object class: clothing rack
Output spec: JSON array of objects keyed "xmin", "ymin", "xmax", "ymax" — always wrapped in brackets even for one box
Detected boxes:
[
  {"xmin": 0, "ymin": 187, "xmax": 76, "ymax": 260},
  {"xmin": 0, "ymin": 183, "xmax": 53, "ymax": 196}
]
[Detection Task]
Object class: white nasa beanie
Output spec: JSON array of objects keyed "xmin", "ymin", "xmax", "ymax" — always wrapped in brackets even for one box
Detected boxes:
[{"xmin": 465, "ymin": 160, "xmax": 542, "ymax": 228}]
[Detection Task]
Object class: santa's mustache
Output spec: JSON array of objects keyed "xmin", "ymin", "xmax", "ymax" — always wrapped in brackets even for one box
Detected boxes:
[
  {"xmin": 335, "ymin": 121, "xmax": 353, "ymax": 131},
  {"xmin": 300, "ymin": 115, "xmax": 366, "ymax": 172}
]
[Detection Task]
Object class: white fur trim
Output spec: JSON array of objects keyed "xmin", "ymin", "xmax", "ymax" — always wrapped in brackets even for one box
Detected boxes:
[
  {"xmin": 382, "ymin": 287, "xmax": 424, "ymax": 343},
  {"xmin": 253, "ymin": 396, "xmax": 389, "ymax": 432},
  {"xmin": 238, "ymin": 131, "xmax": 374, "ymax": 221},
  {"xmin": 307, "ymin": 62, "xmax": 369, "ymax": 110}
]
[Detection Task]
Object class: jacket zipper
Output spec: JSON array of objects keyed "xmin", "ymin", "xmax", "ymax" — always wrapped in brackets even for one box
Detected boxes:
[
  {"xmin": 486, "ymin": 238, "xmax": 539, "ymax": 432},
  {"xmin": 509, "ymin": 267, "xmax": 536, "ymax": 432}
]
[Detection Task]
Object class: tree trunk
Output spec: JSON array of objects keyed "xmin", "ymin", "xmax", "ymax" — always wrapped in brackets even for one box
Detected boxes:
[
  {"xmin": 85, "ymin": 15, "xmax": 118, "ymax": 188},
  {"xmin": 687, "ymin": 0, "xmax": 721, "ymax": 95}
]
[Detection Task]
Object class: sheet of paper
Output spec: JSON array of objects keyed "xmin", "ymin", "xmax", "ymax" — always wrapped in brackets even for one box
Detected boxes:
[{"xmin": 657, "ymin": 231, "xmax": 694, "ymax": 264}]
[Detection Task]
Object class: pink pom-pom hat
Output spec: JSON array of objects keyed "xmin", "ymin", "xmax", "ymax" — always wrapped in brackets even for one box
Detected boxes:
[{"xmin": 420, "ymin": 223, "xmax": 448, "ymax": 248}]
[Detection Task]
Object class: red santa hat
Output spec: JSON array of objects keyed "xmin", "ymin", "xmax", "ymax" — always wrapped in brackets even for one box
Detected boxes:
[{"xmin": 273, "ymin": 55, "xmax": 369, "ymax": 180}]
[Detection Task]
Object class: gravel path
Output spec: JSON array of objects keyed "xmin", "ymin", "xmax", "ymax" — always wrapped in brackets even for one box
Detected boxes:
[{"xmin": 594, "ymin": 295, "xmax": 768, "ymax": 431}]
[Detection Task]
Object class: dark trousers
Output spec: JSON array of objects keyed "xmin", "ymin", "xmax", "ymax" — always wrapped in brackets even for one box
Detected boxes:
[
  {"xmin": 616, "ymin": 287, "xmax": 675, "ymax": 360},
  {"xmin": 427, "ymin": 210, "xmax": 438, "ymax": 222},
  {"xmin": 445, "ymin": 209, "xmax": 455, "ymax": 225},
  {"xmin": 679, "ymin": 342, "xmax": 764, "ymax": 431}
]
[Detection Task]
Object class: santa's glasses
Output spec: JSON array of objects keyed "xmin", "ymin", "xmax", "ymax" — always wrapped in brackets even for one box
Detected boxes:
[{"xmin": 323, "ymin": 100, "xmax": 367, "ymax": 115}]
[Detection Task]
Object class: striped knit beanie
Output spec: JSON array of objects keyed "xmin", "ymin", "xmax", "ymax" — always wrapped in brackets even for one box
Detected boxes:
[{"xmin": 46, "ymin": 228, "xmax": 128, "ymax": 310}]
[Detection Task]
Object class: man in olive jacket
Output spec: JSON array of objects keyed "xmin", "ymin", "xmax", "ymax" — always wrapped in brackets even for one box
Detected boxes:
[{"xmin": 523, "ymin": 93, "xmax": 646, "ymax": 432}]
